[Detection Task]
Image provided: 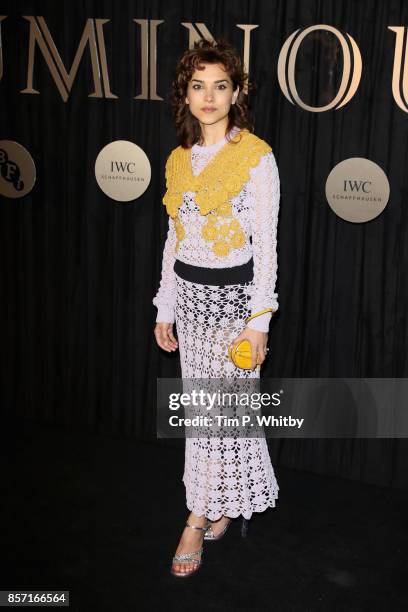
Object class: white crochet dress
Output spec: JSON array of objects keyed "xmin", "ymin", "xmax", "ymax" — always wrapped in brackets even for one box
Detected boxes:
[{"xmin": 153, "ymin": 125, "xmax": 280, "ymax": 520}]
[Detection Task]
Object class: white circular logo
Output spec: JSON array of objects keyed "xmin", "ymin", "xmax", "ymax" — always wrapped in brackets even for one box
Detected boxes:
[
  {"xmin": 95, "ymin": 140, "xmax": 151, "ymax": 202},
  {"xmin": 0, "ymin": 140, "xmax": 36, "ymax": 198},
  {"xmin": 325, "ymin": 158, "xmax": 390, "ymax": 222}
]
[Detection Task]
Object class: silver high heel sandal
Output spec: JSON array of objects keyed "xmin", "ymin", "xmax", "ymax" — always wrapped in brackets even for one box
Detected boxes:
[
  {"xmin": 170, "ymin": 520, "xmax": 210, "ymax": 578},
  {"xmin": 204, "ymin": 516, "xmax": 250, "ymax": 541}
]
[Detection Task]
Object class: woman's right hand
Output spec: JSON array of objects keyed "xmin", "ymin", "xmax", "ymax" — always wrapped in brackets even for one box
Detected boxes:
[{"xmin": 154, "ymin": 322, "xmax": 179, "ymax": 352}]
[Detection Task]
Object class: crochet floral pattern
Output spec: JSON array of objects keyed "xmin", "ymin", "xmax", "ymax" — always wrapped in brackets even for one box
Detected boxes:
[
  {"xmin": 153, "ymin": 126, "xmax": 281, "ymax": 519},
  {"xmin": 163, "ymin": 128, "xmax": 272, "ymax": 257},
  {"xmin": 153, "ymin": 126, "xmax": 280, "ymax": 333},
  {"xmin": 175, "ymin": 273, "xmax": 279, "ymax": 520}
]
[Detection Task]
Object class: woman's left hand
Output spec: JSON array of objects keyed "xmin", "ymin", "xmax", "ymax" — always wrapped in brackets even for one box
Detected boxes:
[{"xmin": 229, "ymin": 327, "xmax": 269, "ymax": 370}]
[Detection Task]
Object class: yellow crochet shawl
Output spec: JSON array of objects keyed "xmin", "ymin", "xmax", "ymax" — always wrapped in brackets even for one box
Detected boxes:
[{"xmin": 162, "ymin": 128, "xmax": 272, "ymax": 257}]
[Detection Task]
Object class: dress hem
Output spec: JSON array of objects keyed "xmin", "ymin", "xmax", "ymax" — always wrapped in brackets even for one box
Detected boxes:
[{"xmin": 183, "ymin": 486, "xmax": 280, "ymax": 522}]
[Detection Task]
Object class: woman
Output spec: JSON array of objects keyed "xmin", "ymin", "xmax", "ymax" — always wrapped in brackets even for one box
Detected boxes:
[{"xmin": 153, "ymin": 38, "xmax": 280, "ymax": 577}]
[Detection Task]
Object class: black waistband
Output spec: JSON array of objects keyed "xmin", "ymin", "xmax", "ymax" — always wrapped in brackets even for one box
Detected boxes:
[{"xmin": 174, "ymin": 257, "xmax": 254, "ymax": 286}]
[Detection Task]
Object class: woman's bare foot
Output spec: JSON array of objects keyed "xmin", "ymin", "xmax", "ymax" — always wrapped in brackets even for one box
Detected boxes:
[
  {"xmin": 206, "ymin": 515, "xmax": 231, "ymax": 537},
  {"xmin": 172, "ymin": 511, "xmax": 208, "ymax": 575}
]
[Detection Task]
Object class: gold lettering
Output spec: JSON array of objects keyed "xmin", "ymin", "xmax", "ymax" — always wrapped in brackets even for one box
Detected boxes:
[
  {"xmin": 0, "ymin": 16, "xmax": 7, "ymax": 82},
  {"xmin": 133, "ymin": 19, "xmax": 164, "ymax": 101},
  {"xmin": 236, "ymin": 25, "xmax": 258, "ymax": 95},
  {"xmin": 277, "ymin": 24, "xmax": 362, "ymax": 112},
  {"xmin": 20, "ymin": 16, "xmax": 117, "ymax": 101},
  {"xmin": 388, "ymin": 27, "xmax": 408, "ymax": 113}
]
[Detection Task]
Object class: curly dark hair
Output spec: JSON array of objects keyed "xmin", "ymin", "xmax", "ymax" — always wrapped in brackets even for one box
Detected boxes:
[{"xmin": 168, "ymin": 37, "xmax": 255, "ymax": 148}]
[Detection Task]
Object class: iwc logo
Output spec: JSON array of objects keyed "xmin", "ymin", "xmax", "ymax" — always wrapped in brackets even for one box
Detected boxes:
[
  {"xmin": 325, "ymin": 158, "xmax": 390, "ymax": 222},
  {"xmin": 95, "ymin": 140, "xmax": 151, "ymax": 202},
  {"xmin": 0, "ymin": 141, "xmax": 36, "ymax": 198}
]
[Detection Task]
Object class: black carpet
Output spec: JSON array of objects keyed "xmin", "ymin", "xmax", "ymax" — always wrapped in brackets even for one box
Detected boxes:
[{"xmin": 1, "ymin": 420, "xmax": 407, "ymax": 611}]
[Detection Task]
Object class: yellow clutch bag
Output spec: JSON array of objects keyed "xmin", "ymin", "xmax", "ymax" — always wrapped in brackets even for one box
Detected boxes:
[
  {"xmin": 228, "ymin": 339, "xmax": 258, "ymax": 370},
  {"xmin": 227, "ymin": 308, "xmax": 274, "ymax": 370}
]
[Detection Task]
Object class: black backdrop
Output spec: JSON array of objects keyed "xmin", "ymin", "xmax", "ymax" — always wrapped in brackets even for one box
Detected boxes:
[{"xmin": 1, "ymin": 1, "xmax": 408, "ymax": 489}]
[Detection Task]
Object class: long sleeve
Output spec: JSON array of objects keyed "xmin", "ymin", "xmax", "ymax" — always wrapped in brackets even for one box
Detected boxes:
[
  {"xmin": 152, "ymin": 215, "xmax": 177, "ymax": 323},
  {"xmin": 246, "ymin": 150, "xmax": 280, "ymax": 333}
]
